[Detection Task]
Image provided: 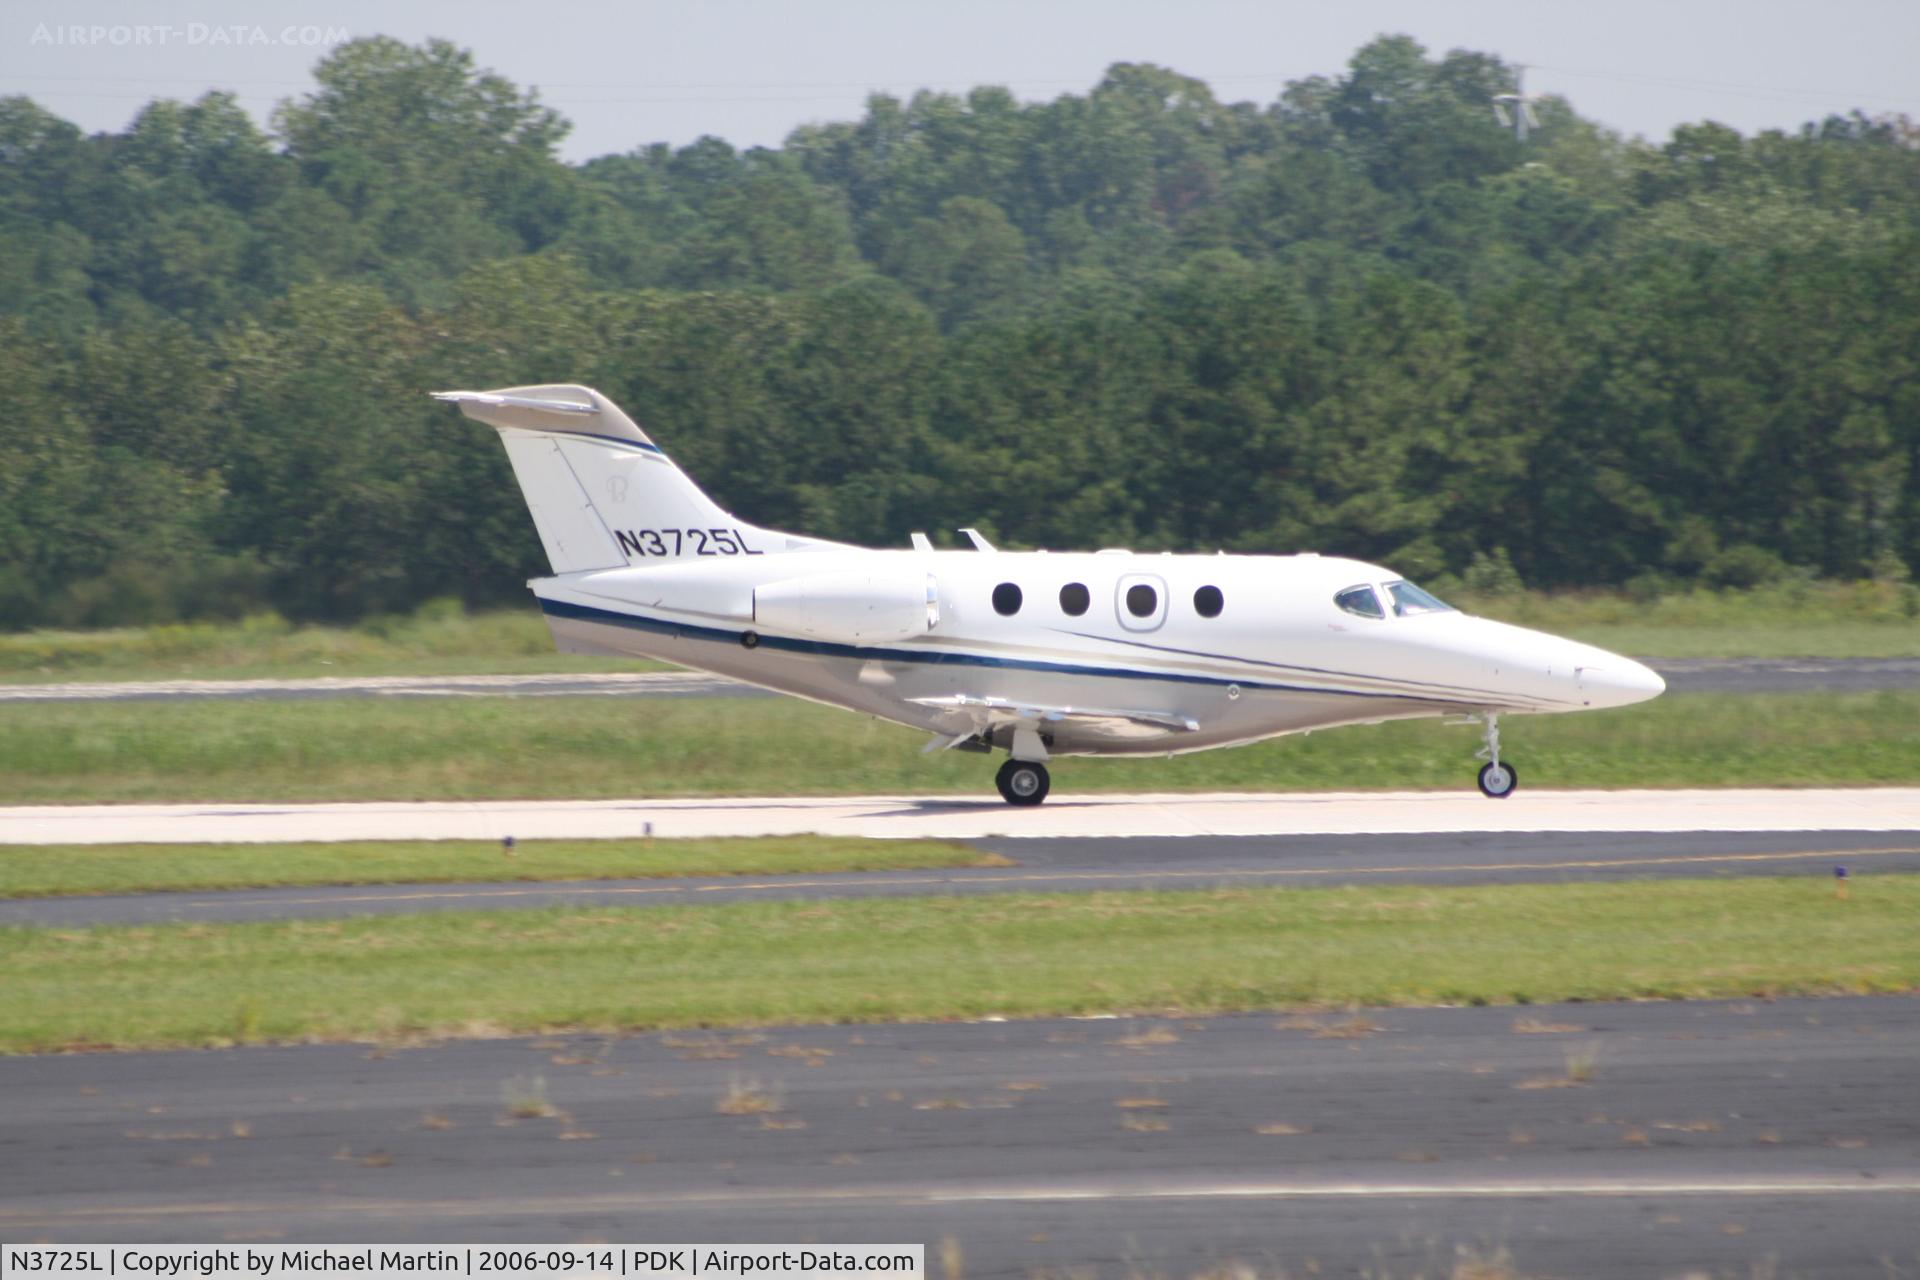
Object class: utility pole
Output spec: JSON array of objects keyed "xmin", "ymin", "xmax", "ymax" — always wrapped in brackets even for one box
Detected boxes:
[{"xmin": 1493, "ymin": 65, "xmax": 1542, "ymax": 143}]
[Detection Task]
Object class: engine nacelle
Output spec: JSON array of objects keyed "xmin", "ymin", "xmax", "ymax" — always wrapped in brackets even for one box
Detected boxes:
[{"xmin": 753, "ymin": 571, "xmax": 938, "ymax": 645}]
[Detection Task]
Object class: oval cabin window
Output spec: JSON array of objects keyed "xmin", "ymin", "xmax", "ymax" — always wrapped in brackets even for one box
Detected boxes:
[
  {"xmin": 1194, "ymin": 585, "xmax": 1223, "ymax": 618},
  {"xmin": 992, "ymin": 582, "xmax": 1023, "ymax": 616},
  {"xmin": 1126, "ymin": 583, "xmax": 1158, "ymax": 618},
  {"xmin": 1058, "ymin": 582, "xmax": 1090, "ymax": 616}
]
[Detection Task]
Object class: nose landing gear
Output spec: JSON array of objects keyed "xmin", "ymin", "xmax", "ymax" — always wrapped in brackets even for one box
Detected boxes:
[
  {"xmin": 1474, "ymin": 712, "xmax": 1518, "ymax": 799},
  {"xmin": 1477, "ymin": 758, "xmax": 1518, "ymax": 798},
  {"xmin": 995, "ymin": 758, "xmax": 1051, "ymax": 806}
]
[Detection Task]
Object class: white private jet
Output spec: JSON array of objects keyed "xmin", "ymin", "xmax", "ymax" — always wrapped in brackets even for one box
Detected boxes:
[{"xmin": 435, "ymin": 385, "xmax": 1665, "ymax": 806}]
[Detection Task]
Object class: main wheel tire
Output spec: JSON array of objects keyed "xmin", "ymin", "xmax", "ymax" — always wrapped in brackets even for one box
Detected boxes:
[
  {"xmin": 995, "ymin": 758, "xmax": 1051, "ymax": 807},
  {"xmin": 1477, "ymin": 760, "xmax": 1518, "ymax": 799}
]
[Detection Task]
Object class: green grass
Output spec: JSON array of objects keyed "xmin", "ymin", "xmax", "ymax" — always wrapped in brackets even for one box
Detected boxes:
[
  {"xmin": 1, "ymin": 690, "xmax": 1915, "ymax": 804},
  {"xmin": 1, "ymin": 877, "xmax": 1913, "ymax": 1052},
  {"xmin": 2, "ymin": 580, "xmax": 1915, "ymax": 686},
  {"xmin": 0, "ymin": 836, "xmax": 1000, "ymax": 899},
  {"xmin": 0, "ymin": 605, "xmax": 664, "ymax": 684}
]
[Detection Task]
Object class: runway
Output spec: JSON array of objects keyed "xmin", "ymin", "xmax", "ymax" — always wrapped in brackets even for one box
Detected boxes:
[
  {"xmin": 3, "ymin": 997, "xmax": 1915, "ymax": 1276},
  {"xmin": 7, "ymin": 792, "xmax": 1916, "ymax": 1274},
  {"xmin": 3, "ymin": 656, "xmax": 1915, "ymax": 701},
  {"xmin": 6, "ymin": 786, "xmax": 1919, "ymax": 844},
  {"xmin": 6, "ymin": 830, "xmax": 1918, "ymax": 927},
  {"xmin": 1651, "ymin": 655, "xmax": 1920, "ymax": 694},
  {"xmin": 3, "ymin": 782, "xmax": 1920, "ymax": 852}
]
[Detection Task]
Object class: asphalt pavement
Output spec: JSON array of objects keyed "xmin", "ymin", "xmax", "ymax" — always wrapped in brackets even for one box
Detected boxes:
[
  {"xmin": 2, "ymin": 656, "xmax": 1915, "ymax": 702},
  {"xmin": 2, "ymin": 998, "xmax": 1915, "ymax": 1276},
  {"xmin": 1653, "ymin": 655, "xmax": 1920, "ymax": 695}
]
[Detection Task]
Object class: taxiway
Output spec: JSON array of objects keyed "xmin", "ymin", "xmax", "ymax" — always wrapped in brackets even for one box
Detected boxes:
[{"xmin": 2, "ymin": 998, "xmax": 1915, "ymax": 1276}]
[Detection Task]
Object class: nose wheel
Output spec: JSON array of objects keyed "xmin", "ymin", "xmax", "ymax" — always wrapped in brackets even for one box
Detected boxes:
[
  {"xmin": 996, "ymin": 758, "xmax": 1051, "ymax": 806},
  {"xmin": 1477, "ymin": 759, "xmax": 1518, "ymax": 798},
  {"xmin": 1474, "ymin": 712, "xmax": 1518, "ymax": 799}
]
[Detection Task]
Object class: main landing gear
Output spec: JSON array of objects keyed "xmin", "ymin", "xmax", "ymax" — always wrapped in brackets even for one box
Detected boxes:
[
  {"xmin": 995, "ymin": 757, "xmax": 1051, "ymax": 807},
  {"xmin": 1474, "ymin": 712, "xmax": 1518, "ymax": 799}
]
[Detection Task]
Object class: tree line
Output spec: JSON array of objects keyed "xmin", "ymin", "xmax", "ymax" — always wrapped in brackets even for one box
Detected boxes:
[{"xmin": 1, "ymin": 34, "xmax": 1916, "ymax": 626}]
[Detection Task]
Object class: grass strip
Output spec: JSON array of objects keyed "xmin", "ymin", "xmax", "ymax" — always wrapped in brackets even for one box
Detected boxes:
[
  {"xmin": 0, "ymin": 836, "xmax": 1000, "ymax": 899},
  {"xmin": 0, "ymin": 608, "xmax": 664, "ymax": 684},
  {"xmin": 5, "ymin": 581, "xmax": 1917, "ymax": 685},
  {"xmin": 1, "ymin": 877, "xmax": 1914, "ymax": 1053},
  {"xmin": 1, "ymin": 691, "xmax": 1916, "ymax": 804}
]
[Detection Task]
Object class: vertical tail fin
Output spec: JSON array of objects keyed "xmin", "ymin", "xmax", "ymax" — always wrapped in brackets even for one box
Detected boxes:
[{"xmin": 434, "ymin": 384, "xmax": 828, "ymax": 573}]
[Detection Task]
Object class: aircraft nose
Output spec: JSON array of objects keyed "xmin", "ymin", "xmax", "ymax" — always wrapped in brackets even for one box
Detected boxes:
[{"xmin": 1577, "ymin": 655, "xmax": 1666, "ymax": 707}]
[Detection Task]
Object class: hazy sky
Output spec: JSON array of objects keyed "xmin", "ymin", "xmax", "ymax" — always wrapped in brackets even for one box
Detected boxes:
[{"xmin": 6, "ymin": 0, "xmax": 1917, "ymax": 162}]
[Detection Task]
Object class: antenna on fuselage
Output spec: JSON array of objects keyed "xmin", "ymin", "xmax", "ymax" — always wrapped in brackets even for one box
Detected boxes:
[
  {"xmin": 958, "ymin": 528, "xmax": 996, "ymax": 552},
  {"xmin": 1492, "ymin": 64, "xmax": 1543, "ymax": 143},
  {"xmin": 910, "ymin": 532, "xmax": 933, "ymax": 552}
]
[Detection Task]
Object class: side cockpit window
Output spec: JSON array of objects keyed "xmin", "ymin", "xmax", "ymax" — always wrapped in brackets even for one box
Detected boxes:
[
  {"xmin": 1334, "ymin": 585, "xmax": 1384, "ymax": 619},
  {"xmin": 1384, "ymin": 580, "xmax": 1453, "ymax": 617}
]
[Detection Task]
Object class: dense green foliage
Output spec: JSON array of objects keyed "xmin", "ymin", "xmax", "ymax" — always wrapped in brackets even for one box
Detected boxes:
[{"xmin": 2, "ymin": 35, "xmax": 1917, "ymax": 625}]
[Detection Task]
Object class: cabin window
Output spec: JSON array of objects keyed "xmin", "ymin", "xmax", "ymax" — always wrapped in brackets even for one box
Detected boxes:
[
  {"xmin": 1193, "ymin": 585, "xmax": 1223, "ymax": 618},
  {"xmin": 1116, "ymin": 573, "xmax": 1168, "ymax": 632},
  {"xmin": 1334, "ymin": 584, "xmax": 1384, "ymax": 619},
  {"xmin": 1385, "ymin": 580, "xmax": 1453, "ymax": 617},
  {"xmin": 1059, "ymin": 582, "xmax": 1090, "ymax": 616},
  {"xmin": 992, "ymin": 582, "xmax": 1023, "ymax": 616}
]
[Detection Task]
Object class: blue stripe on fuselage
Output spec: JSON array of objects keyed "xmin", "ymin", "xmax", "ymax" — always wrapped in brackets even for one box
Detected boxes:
[{"xmin": 537, "ymin": 596, "xmax": 1503, "ymax": 708}]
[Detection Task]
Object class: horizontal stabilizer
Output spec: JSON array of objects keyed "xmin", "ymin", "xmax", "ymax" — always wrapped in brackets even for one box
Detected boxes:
[{"xmin": 431, "ymin": 390, "xmax": 599, "ymax": 416}]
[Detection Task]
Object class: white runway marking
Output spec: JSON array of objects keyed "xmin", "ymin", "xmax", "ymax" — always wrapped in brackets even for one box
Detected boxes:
[
  {"xmin": 2, "ymin": 788, "xmax": 1916, "ymax": 844},
  {"xmin": 918, "ymin": 1176, "xmax": 1920, "ymax": 1204},
  {"xmin": 6, "ymin": 1176, "xmax": 1916, "ymax": 1229}
]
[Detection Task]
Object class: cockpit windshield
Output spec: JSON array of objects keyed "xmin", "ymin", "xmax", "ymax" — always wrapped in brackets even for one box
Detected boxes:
[
  {"xmin": 1385, "ymin": 580, "xmax": 1453, "ymax": 616},
  {"xmin": 1333, "ymin": 585, "xmax": 1384, "ymax": 619}
]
